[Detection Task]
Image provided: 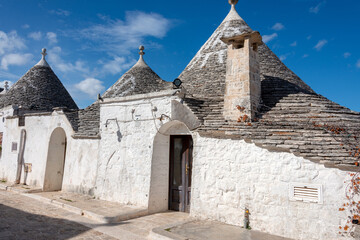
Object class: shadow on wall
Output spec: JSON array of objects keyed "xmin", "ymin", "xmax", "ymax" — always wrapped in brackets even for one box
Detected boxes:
[{"xmin": 0, "ymin": 203, "xmax": 127, "ymax": 239}]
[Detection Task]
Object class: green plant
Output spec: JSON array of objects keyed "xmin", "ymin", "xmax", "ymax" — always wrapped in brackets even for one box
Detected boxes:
[
  {"xmin": 312, "ymin": 121, "xmax": 360, "ymax": 237},
  {"xmin": 60, "ymin": 197, "xmax": 74, "ymax": 202}
]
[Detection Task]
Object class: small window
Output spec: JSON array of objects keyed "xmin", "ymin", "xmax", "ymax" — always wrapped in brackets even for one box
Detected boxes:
[
  {"xmin": 11, "ymin": 142, "xmax": 17, "ymax": 152},
  {"xmin": 289, "ymin": 183, "xmax": 323, "ymax": 204},
  {"xmin": 18, "ymin": 116, "xmax": 25, "ymax": 127}
]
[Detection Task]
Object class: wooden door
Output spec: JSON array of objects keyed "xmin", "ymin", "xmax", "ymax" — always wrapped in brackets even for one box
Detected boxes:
[
  {"xmin": 44, "ymin": 128, "xmax": 67, "ymax": 191},
  {"xmin": 169, "ymin": 135, "xmax": 193, "ymax": 212}
]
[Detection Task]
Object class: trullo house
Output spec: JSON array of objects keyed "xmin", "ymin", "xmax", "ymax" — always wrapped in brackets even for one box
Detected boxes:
[{"xmin": 0, "ymin": 1, "xmax": 359, "ymax": 239}]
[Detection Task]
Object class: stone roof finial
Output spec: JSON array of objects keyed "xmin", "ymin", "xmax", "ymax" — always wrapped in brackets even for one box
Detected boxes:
[
  {"xmin": 229, "ymin": 0, "xmax": 238, "ymax": 6},
  {"xmin": 4, "ymin": 81, "xmax": 9, "ymax": 92},
  {"xmin": 35, "ymin": 48, "xmax": 50, "ymax": 67},
  {"xmin": 134, "ymin": 45, "xmax": 148, "ymax": 67},
  {"xmin": 41, "ymin": 48, "xmax": 47, "ymax": 58},
  {"xmin": 223, "ymin": 0, "xmax": 242, "ymax": 22},
  {"xmin": 139, "ymin": 45, "xmax": 145, "ymax": 56}
]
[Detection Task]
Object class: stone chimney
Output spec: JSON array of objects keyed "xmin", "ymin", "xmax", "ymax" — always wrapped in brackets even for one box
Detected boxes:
[{"xmin": 221, "ymin": 29, "xmax": 262, "ymax": 122}]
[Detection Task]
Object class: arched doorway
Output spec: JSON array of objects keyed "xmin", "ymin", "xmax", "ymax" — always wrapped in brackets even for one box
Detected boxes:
[
  {"xmin": 148, "ymin": 121, "xmax": 193, "ymax": 213},
  {"xmin": 43, "ymin": 127, "xmax": 67, "ymax": 191}
]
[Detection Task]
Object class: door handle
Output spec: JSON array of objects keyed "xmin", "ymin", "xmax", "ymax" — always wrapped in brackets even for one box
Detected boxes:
[{"xmin": 186, "ymin": 164, "xmax": 189, "ymax": 175}]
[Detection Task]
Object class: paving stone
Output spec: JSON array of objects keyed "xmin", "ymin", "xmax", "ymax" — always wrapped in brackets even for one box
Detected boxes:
[{"xmin": 0, "ymin": 190, "xmax": 116, "ymax": 240}]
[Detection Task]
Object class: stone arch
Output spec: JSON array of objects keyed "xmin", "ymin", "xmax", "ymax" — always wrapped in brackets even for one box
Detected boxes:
[
  {"xmin": 148, "ymin": 120, "xmax": 192, "ymax": 213},
  {"xmin": 43, "ymin": 127, "xmax": 67, "ymax": 191}
]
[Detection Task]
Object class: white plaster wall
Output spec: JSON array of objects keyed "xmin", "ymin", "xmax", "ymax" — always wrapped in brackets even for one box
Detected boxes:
[
  {"xmin": 0, "ymin": 111, "xmax": 99, "ymax": 193},
  {"xmin": 0, "ymin": 116, "xmax": 19, "ymax": 182},
  {"xmin": 190, "ymin": 134, "xmax": 350, "ymax": 240},
  {"xmin": 95, "ymin": 94, "xmax": 178, "ymax": 207},
  {"xmin": 0, "ymin": 105, "xmax": 14, "ymax": 133},
  {"xmin": 62, "ymin": 138, "xmax": 99, "ymax": 195},
  {"xmin": 0, "ymin": 106, "xmax": 15, "ymax": 177}
]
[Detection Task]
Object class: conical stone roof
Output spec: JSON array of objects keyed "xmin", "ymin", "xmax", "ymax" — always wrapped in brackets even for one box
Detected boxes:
[
  {"xmin": 179, "ymin": 2, "xmax": 360, "ymax": 168},
  {"xmin": 0, "ymin": 49, "xmax": 78, "ymax": 111},
  {"xmin": 179, "ymin": 3, "xmax": 313, "ymax": 98},
  {"xmin": 102, "ymin": 46, "xmax": 172, "ymax": 98}
]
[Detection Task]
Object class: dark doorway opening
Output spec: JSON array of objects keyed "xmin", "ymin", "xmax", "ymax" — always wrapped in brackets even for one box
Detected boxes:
[{"xmin": 169, "ymin": 135, "xmax": 193, "ymax": 213}]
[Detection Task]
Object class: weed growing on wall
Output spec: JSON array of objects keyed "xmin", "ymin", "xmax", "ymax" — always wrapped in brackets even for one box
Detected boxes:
[{"xmin": 312, "ymin": 121, "xmax": 360, "ymax": 237}]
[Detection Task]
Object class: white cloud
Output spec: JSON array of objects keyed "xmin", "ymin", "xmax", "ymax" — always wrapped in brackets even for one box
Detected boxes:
[
  {"xmin": 0, "ymin": 70, "xmax": 18, "ymax": 80},
  {"xmin": 28, "ymin": 31, "xmax": 42, "ymax": 41},
  {"xmin": 307, "ymin": 35, "xmax": 312, "ymax": 40},
  {"xmin": 50, "ymin": 9, "xmax": 70, "ymax": 16},
  {"xmin": 80, "ymin": 11, "xmax": 172, "ymax": 54},
  {"xmin": 75, "ymin": 78, "xmax": 105, "ymax": 97},
  {"xmin": 314, "ymin": 39, "xmax": 328, "ymax": 51},
  {"xmin": 22, "ymin": 24, "xmax": 30, "ymax": 29},
  {"xmin": 1, "ymin": 53, "xmax": 33, "ymax": 70},
  {"xmin": 46, "ymin": 32, "xmax": 57, "ymax": 44},
  {"xmin": 356, "ymin": 59, "xmax": 360, "ymax": 68},
  {"xmin": 302, "ymin": 54, "xmax": 309, "ymax": 58},
  {"xmin": 309, "ymin": 1, "xmax": 326, "ymax": 14},
  {"xmin": 279, "ymin": 55, "xmax": 287, "ymax": 61},
  {"xmin": 290, "ymin": 41, "xmax": 297, "ymax": 47},
  {"xmin": 47, "ymin": 46, "xmax": 89, "ymax": 73},
  {"xmin": 262, "ymin": 33, "xmax": 278, "ymax": 43},
  {"xmin": 0, "ymin": 31, "xmax": 26, "ymax": 55},
  {"xmin": 271, "ymin": 23, "xmax": 284, "ymax": 31},
  {"xmin": 102, "ymin": 56, "xmax": 136, "ymax": 75},
  {"xmin": 344, "ymin": 52, "xmax": 351, "ymax": 58}
]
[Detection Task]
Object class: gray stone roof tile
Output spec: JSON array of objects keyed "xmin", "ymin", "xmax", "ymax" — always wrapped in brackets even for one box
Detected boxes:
[{"xmin": 64, "ymin": 102, "xmax": 100, "ymax": 138}]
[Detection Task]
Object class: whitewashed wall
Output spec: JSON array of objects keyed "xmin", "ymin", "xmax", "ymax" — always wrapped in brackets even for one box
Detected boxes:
[
  {"xmin": 0, "ymin": 114, "xmax": 19, "ymax": 182},
  {"xmin": 0, "ymin": 105, "xmax": 15, "ymax": 172},
  {"xmin": 95, "ymin": 91, "xmax": 180, "ymax": 207},
  {"xmin": 0, "ymin": 105, "xmax": 14, "ymax": 133},
  {"xmin": 61, "ymin": 137, "xmax": 99, "ymax": 195},
  {"xmin": 191, "ymin": 134, "xmax": 350, "ymax": 240},
  {"xmin": 0, "ymin": 110, "xmax": 99, "ymax": 194},
  {"xmin": 0, "ymin": 112, "xmax": 70, "ymax": 186}
]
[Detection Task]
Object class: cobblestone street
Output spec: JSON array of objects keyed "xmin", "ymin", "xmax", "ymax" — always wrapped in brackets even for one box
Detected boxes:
[{"xmin": 0, "ymin": 190, "xmax": 116, "ymax": 240}]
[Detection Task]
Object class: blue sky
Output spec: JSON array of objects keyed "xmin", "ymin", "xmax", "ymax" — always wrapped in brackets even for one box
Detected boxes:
[{"xmin": 0, "ymin": 0, "xmax": 359, "ymax": 110}]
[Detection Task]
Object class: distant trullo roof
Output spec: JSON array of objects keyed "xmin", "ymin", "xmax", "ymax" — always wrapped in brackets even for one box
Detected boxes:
[
  {"xmin": 0, "ymin": 49, "xmax": 78, "ymax": 111},
  {"xmin": 179, "ymin": 1, "xmax": 313, "ymax": 97},
  {"xmin": 102, "ymin": 46, "xmax": 172, "ymax": 98}
]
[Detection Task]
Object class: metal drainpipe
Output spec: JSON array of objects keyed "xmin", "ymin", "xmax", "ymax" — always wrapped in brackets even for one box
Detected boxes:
[{"xmin": 15, "ymin": 129, "xmax": 26, "ymax": 184}]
